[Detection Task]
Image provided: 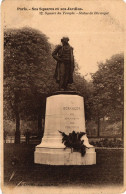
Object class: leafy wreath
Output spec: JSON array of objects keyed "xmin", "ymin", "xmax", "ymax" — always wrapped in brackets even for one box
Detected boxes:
[{"xmin": 59, "ymin": 130, "xmax": 87, "ymax": 156}]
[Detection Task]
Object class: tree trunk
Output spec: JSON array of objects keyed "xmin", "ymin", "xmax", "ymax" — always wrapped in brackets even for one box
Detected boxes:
[
  {"xmin": 96, "ymin": 103, "xmax": 100, "ymax": 137},
  {"xmin": 38, "ymin": 112, "xmax": 43, "ymax": 139},
  {"xmin": 97, "ymin": 114, "xmax": 100, "ymax": 137},
  {"xmin": 122, "ymin": 110, "xmax": 124, "ymax": 142},
  {"xmin": 15, "ymin": 109, "xmax": 20, "ymax": 144},
  {"xmin": 14, "ymin": 91, "xmax": 20, "ymax": 144},
  {"xmin": 38, "ymin": 95, "xmax": 46, "ymax": 139}
]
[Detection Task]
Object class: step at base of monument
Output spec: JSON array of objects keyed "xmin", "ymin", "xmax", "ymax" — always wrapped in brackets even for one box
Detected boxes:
[{"xmin": 34, "ymin": 147, "xmax": 96, "ymax": 165}]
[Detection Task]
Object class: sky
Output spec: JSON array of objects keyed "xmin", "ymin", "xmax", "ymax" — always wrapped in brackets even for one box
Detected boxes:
[{"xmin": 2, "ymin": 0, "xmax": 124, "ymax": 80}]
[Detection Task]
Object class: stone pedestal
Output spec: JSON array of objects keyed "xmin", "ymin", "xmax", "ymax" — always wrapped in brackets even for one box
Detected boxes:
[{"xmin": 34, "ymin": 91, "xmax": 96, "ymax": 165}]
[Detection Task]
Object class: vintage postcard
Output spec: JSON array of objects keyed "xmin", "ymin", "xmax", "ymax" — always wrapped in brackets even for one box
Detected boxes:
[{"xmin": 1, "ymin": 0, "xmax": 125, "ymax": 193}]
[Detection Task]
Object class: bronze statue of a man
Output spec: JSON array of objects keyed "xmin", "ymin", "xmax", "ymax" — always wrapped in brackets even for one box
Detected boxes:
[{"xmin": 52, "ymin": 37, "xmax": 75, "ymax": 90}]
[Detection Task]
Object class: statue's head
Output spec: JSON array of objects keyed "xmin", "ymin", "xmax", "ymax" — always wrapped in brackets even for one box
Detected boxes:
[{"xmin": 61, "ymin": 37, "xmax": 69, "ymax": 45}]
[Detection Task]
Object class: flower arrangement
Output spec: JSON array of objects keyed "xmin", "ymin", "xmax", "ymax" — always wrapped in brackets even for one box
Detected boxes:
[{"xmin": 59, "ymin": 130, "xmax": 87, "ymax": 156}]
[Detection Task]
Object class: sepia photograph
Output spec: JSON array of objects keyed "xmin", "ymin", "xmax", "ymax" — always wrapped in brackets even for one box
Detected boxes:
[{"xmin": 1, "ymin": 0, "xmax": 125, "ymax": 193}]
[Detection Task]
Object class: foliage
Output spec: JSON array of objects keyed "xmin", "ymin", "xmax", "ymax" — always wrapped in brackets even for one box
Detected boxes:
[
  {"xmin": 91, "ymin": 53, "xmax": 124, "ymax": 121},
  {"xmin": 4, "ymin": 27, "xmax": 54, "ymax": 120},
  {"xmin": 4, "ymin": 130, "xmax": 8, "ymax": 143},
  {"xmin": 72, "ymin": 53, "xmax": 124, "ymax": 138},
  {"xmin": 86, "ymin": 120, "xmax": 122, "ymax": 137},
  {"xmin": 73, "ymin": 72, "xmax": 86, "ymax": 95},
  {"xmin": 59, "ymin": 130, "xmax": 87, "ymax": 156},
  {"xmin": 100, "ymin": 121, "xmax": 122, "ymax": 136},
  {"xmin": 90, "ymin": 138, "xmax": 123, "ymax": 148},
  {"xmin": 4, "ymin": 27, "xmax": 58, "ymax": 142},
  {"xmin": 73, "ymin": 70, "xmax": 95, "ymax": 121}
]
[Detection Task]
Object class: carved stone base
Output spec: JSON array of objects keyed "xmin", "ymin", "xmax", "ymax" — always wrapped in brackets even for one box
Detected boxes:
[
  {"xmin": 34, "ymin": 147, "xmax": 96, "ymax": 165},
  {"xmin": 34, "ymin": 92, "xmax": 96, "ymax": 165}
]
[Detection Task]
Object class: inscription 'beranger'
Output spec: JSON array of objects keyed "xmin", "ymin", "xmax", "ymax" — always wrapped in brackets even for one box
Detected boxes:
[{"xmin": 63, "ymin": 107, "xmax": 80, "ymax": 110}]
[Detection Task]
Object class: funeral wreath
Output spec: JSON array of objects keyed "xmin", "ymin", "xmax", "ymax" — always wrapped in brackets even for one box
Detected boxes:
[{"xmin": 59, "ymin": 130, "xmax": 88, "ymax": 156}]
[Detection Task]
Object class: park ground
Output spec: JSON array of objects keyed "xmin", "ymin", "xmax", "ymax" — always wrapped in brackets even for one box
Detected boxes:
[{"xmin": 3, "ymin": 144, "xmax": 124, "ymax": 187}]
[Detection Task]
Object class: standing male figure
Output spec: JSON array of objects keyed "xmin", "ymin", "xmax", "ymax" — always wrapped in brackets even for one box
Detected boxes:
[{"xmin": 52, "ymin": 37, "xmax": 75, "ymax": 90}]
